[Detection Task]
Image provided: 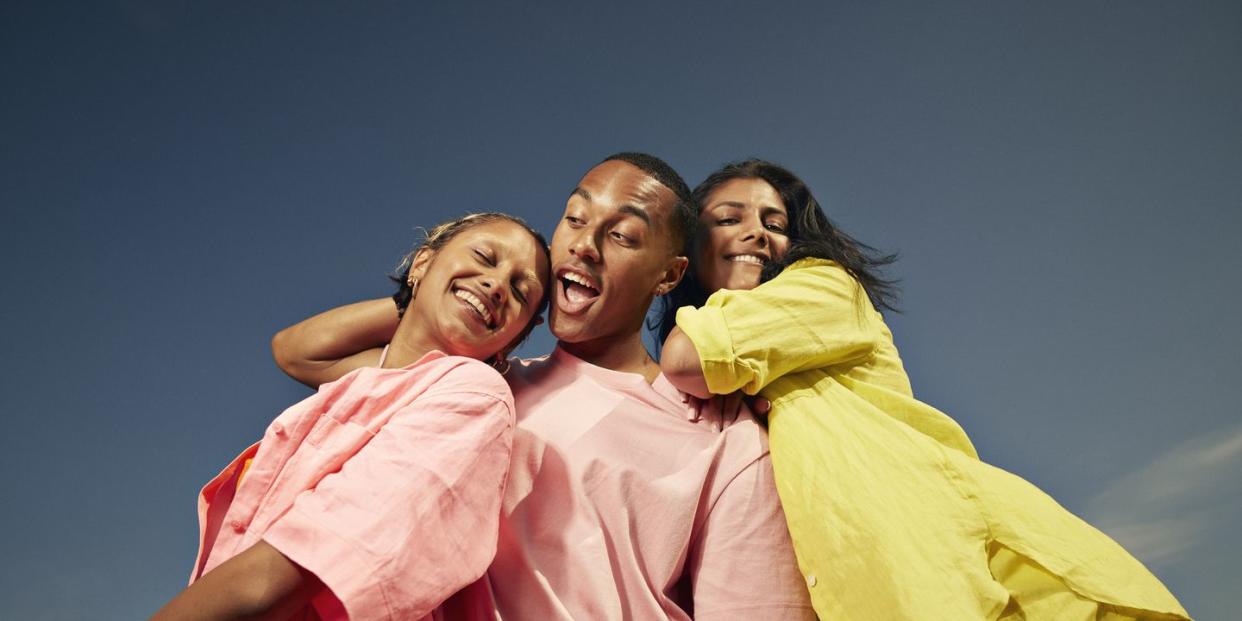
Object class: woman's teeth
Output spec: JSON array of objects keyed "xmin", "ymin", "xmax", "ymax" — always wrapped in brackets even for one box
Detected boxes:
[
  {"xmin": 454, "ymin": 289, "xmax": 494, "ymax": 327},
  {"xmin": 729, "ymin": 255, "xmax": 765, "ymax": 265}
]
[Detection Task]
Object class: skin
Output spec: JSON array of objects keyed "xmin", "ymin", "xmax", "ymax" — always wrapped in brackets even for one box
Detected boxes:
[
  {"xmin": 387, "ymin": 220, "xmax": 549, "ymax": 367},
  {"xmin": 662, "ymin": 178, "xmax": 791, "ymax": 400},
  {"xmin": 549, "ymin": 159, "xmax": 688, "ymax": 380},
  {"xmin": 153, "ymin": 220, "xmax": 549, "ymax": 621},
  {"xmin": 692, "ymin": 178, "xmax": 790, "ymax": 293},
  {"xmin": 273, "ymin": 220, "xmax": 549, "ymax": 387},
  {"xmin": 270, "ymin": 161, "xmax": 688, "ymax": 386}
]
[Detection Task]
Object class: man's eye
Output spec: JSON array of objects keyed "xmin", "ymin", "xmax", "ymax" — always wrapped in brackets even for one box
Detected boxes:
[{"xmin": 565, "ymin": 216, "xmax": 584, "ymax": 226}]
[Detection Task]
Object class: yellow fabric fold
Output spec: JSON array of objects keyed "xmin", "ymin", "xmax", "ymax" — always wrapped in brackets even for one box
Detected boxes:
[{"xmin": 675, "ymin": 258, "xmax": 1190, "ymax": 621}]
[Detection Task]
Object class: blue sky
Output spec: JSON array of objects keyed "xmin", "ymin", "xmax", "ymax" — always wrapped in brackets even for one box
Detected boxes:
[{"xmin": 2, "ymin": 2, "xmax": 1238, "ymax": 619}]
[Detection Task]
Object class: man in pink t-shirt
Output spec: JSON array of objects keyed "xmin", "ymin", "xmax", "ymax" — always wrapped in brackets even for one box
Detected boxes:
[
  {"xmin": 274, "ymin": 153, "xmax": 814, "ymax": 619},
  {"xmin": 446, "ymin": 153, "xmax": 813, "ymax": 619}
]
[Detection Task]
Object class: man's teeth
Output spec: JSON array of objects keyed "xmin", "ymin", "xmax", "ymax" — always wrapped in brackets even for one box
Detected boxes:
[
  {"xmin": 562, "ymin": 272, "xmax": 598, "ymax": 292},
  {"xmin": 455, "ymin": 289, "xmax": 494, "ymax": 326},
  {"xmin": 729, "ymin": 255, "xmax": 765, "ymax": 265}
]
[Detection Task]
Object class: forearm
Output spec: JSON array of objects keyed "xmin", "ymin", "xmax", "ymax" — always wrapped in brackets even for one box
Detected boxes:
[
  {"xmin": 660, "ymin": 327, "xmax": 713, "ymax": 399},
  {"xmin": 150, "ymin": 541, "xmax": 319, "ymax": 621},
  {"xmin": 272, "ymin": 298, "xmax": 399, "ymax": 386}
]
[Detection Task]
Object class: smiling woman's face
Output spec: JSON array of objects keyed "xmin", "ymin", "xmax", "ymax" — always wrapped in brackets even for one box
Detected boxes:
[
  {"xmin": 693, "ymin": 178, "xmax": 791, "ymax": 293},
  {"xmin": 404, "ymin": 219, "xmax": 550, "ymax": 361}
]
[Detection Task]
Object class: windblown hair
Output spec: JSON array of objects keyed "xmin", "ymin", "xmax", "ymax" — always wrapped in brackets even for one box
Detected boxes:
[
  {"xmin": 600, "ymin": 152, "xmax": 696, "ymax": 255},
  {"xmin": 651, "ymin": 159, "xmax": 899, "ymax": 348},
  {"xmin": 390, "ymin": 212, "xmax": 552, "ymax": 322}
]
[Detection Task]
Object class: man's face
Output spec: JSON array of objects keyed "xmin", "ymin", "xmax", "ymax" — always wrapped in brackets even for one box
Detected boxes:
[{"xmin": 548, "ymin": 160, "xmax": 687, "ymax": 345}]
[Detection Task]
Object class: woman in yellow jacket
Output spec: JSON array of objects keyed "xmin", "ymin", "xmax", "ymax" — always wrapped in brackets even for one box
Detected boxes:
[{"xmin": 659, "ymin": 159, "xmax": 1190, "ymax": 621}]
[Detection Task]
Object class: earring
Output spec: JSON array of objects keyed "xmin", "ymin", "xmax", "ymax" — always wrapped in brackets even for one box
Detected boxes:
[
  {"xmin": 408, "ymin": 278, "xmax": 420, "ymax": 299},
  {"xmin": 491, "ymin": 353, "xmax": 511, "ymax": 375}
]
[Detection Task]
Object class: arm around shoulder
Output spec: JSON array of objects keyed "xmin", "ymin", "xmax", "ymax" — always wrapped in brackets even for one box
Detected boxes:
[
  {"xmin": 676, "ymin": 260, "xmax": 883, "ymax": 395},
  {"xmin": 271, "ymin": 298, "xmax": 399, "ymax": 387},
  {"xmin": 660, "ymin": 327, "xmax": 712, "ymax": 399}
]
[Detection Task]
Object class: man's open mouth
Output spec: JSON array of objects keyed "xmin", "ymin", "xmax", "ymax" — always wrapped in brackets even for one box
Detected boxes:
[{"xmin": 556, "ymin": 268, "xmax": 601, "ymax": 315}]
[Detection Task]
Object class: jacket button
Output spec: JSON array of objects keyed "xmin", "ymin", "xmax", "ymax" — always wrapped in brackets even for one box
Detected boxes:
[
  {"xmin": 230, "ymin": 520, "xmax": 246, "ymax": 533},
  {"xmin": 806, "ymin": 574, "xmax": 817, "ymax": 588}
]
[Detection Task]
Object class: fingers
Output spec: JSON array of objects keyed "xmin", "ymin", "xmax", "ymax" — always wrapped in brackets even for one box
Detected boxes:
[
  {"xmin": 724, "ymin": 392, "xmax": 744, "ymax": 426},
  {"xmin": 708, "ymin": 392, "xmax": 746, "ymax": 431},
  {"xmin": 749, "ymin": 397, "xmax": 771, "ymax": 416}
]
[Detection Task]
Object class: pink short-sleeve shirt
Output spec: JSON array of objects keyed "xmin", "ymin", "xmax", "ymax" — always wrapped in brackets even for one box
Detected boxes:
[
  {"xmin": 441, "ymin": 347, "xmax": 814, "ymax": 620},
  {"xmin": 191, "ymin": 351, "xmax": 515, "ymax": 621}
]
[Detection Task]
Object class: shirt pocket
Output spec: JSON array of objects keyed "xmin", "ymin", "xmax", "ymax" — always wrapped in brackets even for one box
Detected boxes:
[{"xmin": 305, "ymin": 386, "xmax": 395, "ymax": 443}]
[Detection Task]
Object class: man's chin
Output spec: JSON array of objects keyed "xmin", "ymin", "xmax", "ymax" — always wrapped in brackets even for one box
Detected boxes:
[{"xmin": 548, "ymin": 312, "xmax": 591, "ymax": 343}]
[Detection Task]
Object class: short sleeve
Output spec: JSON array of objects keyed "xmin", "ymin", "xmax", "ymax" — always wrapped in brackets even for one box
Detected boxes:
[
  {"xmin": 676, "ymin": 259, "xmax": 881, "ymax": 395},
  {"xmin": 262, "ymin": 372, "xmax": 515, "ymax": 620},
  {"xmin": 689, "ymin": 453, "xmax": 815, "ymax": 620}
]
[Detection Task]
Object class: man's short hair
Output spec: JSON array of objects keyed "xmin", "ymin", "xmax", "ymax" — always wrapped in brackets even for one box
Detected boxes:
[{"xmin": 600, "ymin": 152, "xmax": 695, "ymax": 255}]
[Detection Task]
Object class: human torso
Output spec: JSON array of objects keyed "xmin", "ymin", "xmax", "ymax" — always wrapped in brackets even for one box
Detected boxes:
[
  {"xmin": 193, "ymin": 351, "xmax": 514, "ymax": 621},
  {"xmin": 476, "ymin": 348, "xmax": 807, "ymax": 620}
]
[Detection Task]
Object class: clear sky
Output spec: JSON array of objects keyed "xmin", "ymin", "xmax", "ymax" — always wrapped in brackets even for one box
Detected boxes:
[{"xmin": 2, "ymin": 2, "xmax": 1239, "ymax": 619}]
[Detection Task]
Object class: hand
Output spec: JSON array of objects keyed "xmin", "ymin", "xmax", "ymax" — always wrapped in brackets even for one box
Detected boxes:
[{"xmin": 709, "ymin": 392, "xmax": 771, "ymax": 431}]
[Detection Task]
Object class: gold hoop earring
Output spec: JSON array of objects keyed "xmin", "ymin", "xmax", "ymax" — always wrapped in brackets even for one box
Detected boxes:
[{"xmin": 491, "ymin": 353, "xmax": 511, "ymax": 375}]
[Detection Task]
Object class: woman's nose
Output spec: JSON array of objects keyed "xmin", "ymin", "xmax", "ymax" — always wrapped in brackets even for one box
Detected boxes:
[
  {"xmin": 480, "ymin": 275, "xmax": 506, "ymax": 304},
  {"xmin": 741, "ymin": 218, "xmax": 768, "ymax": 247}
]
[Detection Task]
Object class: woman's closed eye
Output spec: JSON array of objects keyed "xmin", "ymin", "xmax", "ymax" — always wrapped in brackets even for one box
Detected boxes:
[
  {"xmin": 511, "ymin": 280, "xmax": 529, "ymax": 306},
  {"xmin": 474, "ymin": 248, "xmax": 497, "ymax": 265}
]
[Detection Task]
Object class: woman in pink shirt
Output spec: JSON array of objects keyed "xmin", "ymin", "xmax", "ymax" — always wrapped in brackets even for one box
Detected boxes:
[{"xmin": 151, "ymin": 212, "xmax": 551, "ymax": 621}]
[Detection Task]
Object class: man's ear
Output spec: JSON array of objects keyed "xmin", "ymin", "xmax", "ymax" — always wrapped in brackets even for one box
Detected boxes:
[
  {"xmin": 653, "ymin": 255, "xmax": 689, "ymax": 297},
  {"xmin": 408, "ymin": 247, "xmax": 434, "ymax": 284}
]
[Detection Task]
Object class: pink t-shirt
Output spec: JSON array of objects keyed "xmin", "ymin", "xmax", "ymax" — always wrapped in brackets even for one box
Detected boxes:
[
  {"xmin": 445, "ymin": 347, "xmax": 814, "ymax": 620},
  {"xmin": 191, "ymin": 351, "xmax": 515, "ymax": 621}
]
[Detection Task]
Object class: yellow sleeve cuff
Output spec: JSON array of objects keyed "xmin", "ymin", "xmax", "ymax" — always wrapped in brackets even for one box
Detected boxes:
[{"xmin": 674, "ymin": 303, "xmax": 757, "ymax": 395}]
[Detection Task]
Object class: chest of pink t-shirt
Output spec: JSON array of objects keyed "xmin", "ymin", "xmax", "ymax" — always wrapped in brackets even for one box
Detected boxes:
[
  {"xmin": 192, "ymin": 351, "xmax": 515, "ymax": 621},
  {"xmin": 445, "ymin": 348, "xmax": 813, "ymax": 620}
]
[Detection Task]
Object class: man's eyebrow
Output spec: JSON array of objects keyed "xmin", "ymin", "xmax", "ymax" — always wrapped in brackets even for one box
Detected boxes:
[
  {"xmin": 618, "ymin": 204, "xmax": 651, "ymax": 225},
  {"xmin": 570, "ymin": 187, "xmax": 592, "ymax": 201}
]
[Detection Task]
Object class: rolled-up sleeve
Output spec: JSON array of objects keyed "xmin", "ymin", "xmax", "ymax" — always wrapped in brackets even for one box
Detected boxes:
[
  {"xmin": 262, "ymin": 374, "xmax": 515, "ymax": 620},
  {"xmin": 676, "ymin": 258, "xmax": 881, "ymax": 396}
]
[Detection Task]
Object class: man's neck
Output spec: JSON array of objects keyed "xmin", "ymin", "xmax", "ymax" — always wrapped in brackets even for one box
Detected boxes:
[{"xmin": 559, "ymin": 331, "xmax": 661, "ymax": 383}]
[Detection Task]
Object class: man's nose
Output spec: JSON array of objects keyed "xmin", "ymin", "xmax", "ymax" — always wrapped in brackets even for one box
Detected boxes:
[{"xmin": 570, "ymin": 230, "xmax": 601, "ymax": 262}]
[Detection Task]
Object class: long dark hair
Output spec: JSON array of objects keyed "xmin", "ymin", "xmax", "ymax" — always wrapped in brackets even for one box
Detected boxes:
[{"xmin": 650, "ymin": 159, "xmax": 899, "ymax": 348}]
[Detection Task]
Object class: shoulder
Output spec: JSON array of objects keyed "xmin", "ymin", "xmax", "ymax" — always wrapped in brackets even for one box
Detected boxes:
[
  {"xmin": 416, "ymin": 354, "xmax": 514, "ymax": 403},
  {"xmin": 778, "ymin": 257, "xmax": 854, "ymax": 285}
]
